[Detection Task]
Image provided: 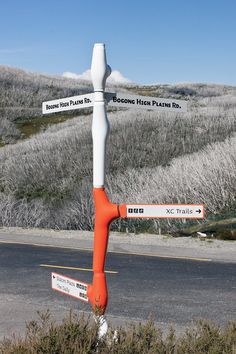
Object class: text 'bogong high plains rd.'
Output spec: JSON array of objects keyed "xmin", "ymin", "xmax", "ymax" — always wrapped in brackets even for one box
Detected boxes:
[{"xmin": 106, "ymin": 93, "xmax": 187, "ymax": 112}]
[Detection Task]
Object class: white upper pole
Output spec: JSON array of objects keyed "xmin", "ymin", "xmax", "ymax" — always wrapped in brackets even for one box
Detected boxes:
[{"xmin": 91, "ymin": 43, "xmax": 111, "ymax": 188}]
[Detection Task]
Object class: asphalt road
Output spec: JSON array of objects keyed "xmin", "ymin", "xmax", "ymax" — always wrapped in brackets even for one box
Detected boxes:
[{"xmin": 0, "ymin": 243, "xmax": 235, "ymax": 337}]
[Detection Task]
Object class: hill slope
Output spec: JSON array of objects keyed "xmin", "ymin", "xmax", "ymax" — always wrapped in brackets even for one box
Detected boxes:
[
  {"xmin": 0, "ymin": 66, "xmax": 235, "ymax": 232},
  {"xmin": 0, "ymin": 65, "xmax": 93, "ymax": 143}
]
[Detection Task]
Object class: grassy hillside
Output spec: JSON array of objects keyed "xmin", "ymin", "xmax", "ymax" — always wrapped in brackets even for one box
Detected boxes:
[
  {"xmin": 0, "ymin": 66, "xmax": 235, "ymax": 232},
  {"xmin": 0, "ymin": 65, "xmax": 93, "ymax": 143},
  {"xmin": 0, "ymin": 65, "xmax": 129, "ymax": 144}
]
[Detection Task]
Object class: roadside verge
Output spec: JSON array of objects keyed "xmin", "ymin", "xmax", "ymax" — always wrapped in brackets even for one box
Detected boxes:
[{"xmin": 0, "ymin": 227, "xmax": 235, "ymax": 263}]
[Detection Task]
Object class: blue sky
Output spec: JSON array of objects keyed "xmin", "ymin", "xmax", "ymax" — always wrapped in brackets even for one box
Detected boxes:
[{"xmin": 0, "ymin": 0, "xmax": 235, "ymax": 85}]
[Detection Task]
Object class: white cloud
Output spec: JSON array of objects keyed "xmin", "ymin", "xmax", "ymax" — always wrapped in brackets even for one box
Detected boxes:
[
  {"xmin": 108, "ymin": 70, "xmax": 133, "ymax": 84},
  {"xmin": 63, "ymin": 69, "xmax": 91, "ymax": 81},
  {"xmin": 62, "ymin": 69, "xmax": 133, "ymax": 85}
]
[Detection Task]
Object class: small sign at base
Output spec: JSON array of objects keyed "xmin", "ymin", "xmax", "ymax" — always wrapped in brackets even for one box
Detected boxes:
[{"xmin": 51, "ymin": 272, "xmax": 89, "ymax": 302}]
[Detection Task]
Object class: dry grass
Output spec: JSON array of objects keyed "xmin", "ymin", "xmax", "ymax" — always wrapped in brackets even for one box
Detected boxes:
[
  {"xmin": 0, "ymin": 66, "xmax": 236, "ymax": 231},
  {"xmin": 0, "ymin": 311, "xmax": 235, "ymax": 354},
  {"xmin": 0, "ymin": 120, "xmax": 236, "ymax": 231}
]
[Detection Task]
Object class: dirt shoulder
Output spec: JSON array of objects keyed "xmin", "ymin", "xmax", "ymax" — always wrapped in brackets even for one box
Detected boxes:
[{"xmin": 0, "ymin": 227, "xmax": 235, "ymax": 263}]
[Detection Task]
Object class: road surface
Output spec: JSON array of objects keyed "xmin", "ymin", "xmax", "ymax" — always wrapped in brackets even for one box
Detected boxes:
[{"xmin": 0, "ymin": 243, "xmax": 235, "ymax": 337}]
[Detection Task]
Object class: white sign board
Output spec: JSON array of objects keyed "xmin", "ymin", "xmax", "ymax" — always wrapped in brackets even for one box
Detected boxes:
[
  {"xmin": 126, "ymin": 204, "xmax": 204, "ymax": 219},
  {"xmin": 42, "ymin": 93, "xmax": 94, "ymax": 114},
  {"xmin": 42, "ymin": 92, "xmax": 187, "ymax": 114},
  {"xmin": 51, "ymin": 272, "xmax": 88, "ymax": 302},
  {"xmin": 106, "ymin": 92, "xmax": 187, "ymax": 112}
]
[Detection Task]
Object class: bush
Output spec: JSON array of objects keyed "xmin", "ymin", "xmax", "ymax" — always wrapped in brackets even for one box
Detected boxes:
[
  {"xmin": 0, "ymin": 311, "xmax": 235, "ymax": 354},
  {"xmin": 215, "ymin": 229, "xmax": 236, "ymax": 241}
]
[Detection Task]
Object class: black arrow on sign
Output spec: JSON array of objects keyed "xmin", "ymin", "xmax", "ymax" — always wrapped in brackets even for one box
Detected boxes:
[{"xmin": 196, "ymin": 209, "xmax": 202, "ymax": 214}]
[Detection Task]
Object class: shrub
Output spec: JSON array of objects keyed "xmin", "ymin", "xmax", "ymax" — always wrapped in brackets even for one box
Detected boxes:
[
  {"xmin": 0, "ymin": 312, "xmax": 235, "ymax": 354},
  {"xmin": 215, "ymin": 229, "xmax": 236, "ymax": 241}
]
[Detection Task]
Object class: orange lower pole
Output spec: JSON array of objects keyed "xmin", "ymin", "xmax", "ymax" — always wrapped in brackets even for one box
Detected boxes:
[{"xmin": 87, "ymin": 188, "xmax": 120, "ymax": 314}]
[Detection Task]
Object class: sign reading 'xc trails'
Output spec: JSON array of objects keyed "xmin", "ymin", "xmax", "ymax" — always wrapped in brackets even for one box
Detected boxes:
[
  {"xmin": 125, "ymin": 204, "xmax": 204, "ymax": 219},
  {"xmin": 42, "ymin": 92, "xmax": 187, "ymax": 114}
]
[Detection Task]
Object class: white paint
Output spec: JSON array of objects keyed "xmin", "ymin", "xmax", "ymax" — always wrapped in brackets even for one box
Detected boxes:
[
  {"xmin": 94, "ymin": 315, "xmax": 108, "ymax": 339},
  {"xmin": 126, "ymin": 204, "xmax": 204, "ymax": 219},
  {"xmin": 91, "ymin": 43, "xmax": 111, "ymax": 92},
  {"xmin": 51, "ymin": 272, "xmax": 88, "ymax": 302},
  {"xmin": 105, "ymin": 92, "xmax": 187, "ymax": 112},
  {"xmin": 42, "ymin": 93, "xmax": 94, "ymax": 114},
  {"xmin": 42, "ymin": 43, "xmax": 188, "ymax": 190},
  {"xmin": 91, "ymin": 43, "xmax": 111, "ymax": 188}
]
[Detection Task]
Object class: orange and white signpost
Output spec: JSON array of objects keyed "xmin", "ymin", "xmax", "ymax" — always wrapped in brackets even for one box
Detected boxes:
[
  {"xmin": 43, "ymin": 43, "xmax": 204, "ymax": 334},
  {"xmin": 88, "ymin": 43, "xmax": 118, "ymax": 315}
]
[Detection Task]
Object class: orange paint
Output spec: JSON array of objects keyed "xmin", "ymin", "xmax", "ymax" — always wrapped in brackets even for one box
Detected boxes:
[
  {"xmin": 88, "ymin": 188, "xmax": 120, "ymax": 314},
  {"xmin": 86, "ymin": 199, "xmax": 204, "ymax": 315},
  {"xmin": 119, "ymin": 204, "xmax": 127, "ymax": 218}
]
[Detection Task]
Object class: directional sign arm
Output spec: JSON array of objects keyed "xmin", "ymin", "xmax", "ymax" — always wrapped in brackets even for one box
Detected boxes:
[
  {"xmin": 51, "ymin": 272, "xmax": 90, "ymax": 302},
  {"xmin": 119, "ymin": 204, "xmax": 204, "ymax": 219},
  {"xmin": 42, "ymin": 93, "xmax": 94, "ymax": 114},
  {"xmin": 105, "ymin": 92, "xmax": 187, "ymax": 113},
  {"xmin": 42, "ymin": 91, "xmax": 187, "ymax": 115}
]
